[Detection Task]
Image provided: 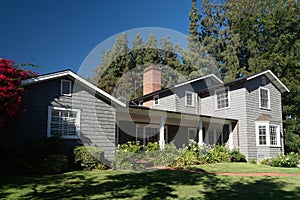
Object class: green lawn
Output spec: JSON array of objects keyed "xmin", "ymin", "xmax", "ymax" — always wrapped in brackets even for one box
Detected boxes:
[
  {"xmin": 1, "ymin": 163, "xmax": 300, "ymax": 199},
  {"xmin": 187, "ymin": 162, "xmax": 300, "ymax": 174}
]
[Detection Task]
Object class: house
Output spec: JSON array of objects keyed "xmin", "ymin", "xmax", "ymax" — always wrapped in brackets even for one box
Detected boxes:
[{"xmin": 0, "ymin": 65, "xmax": 289, "ymax": 161}]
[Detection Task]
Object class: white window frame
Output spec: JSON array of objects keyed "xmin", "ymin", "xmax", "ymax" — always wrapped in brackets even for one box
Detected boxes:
[
  {"xmin": 47, "ymin": 106, "xmax": 81, "ymax": 139},
  {"xmin": 153, "ymin": 95, "xmax": 159, "ymax": 106},
  {"xmin": 259, "ymin": 87, "xmax": 270, "ymax": 109},
  {"xmin": 255, "ymin": 122, "xmax": 280, "ymax": 147},
  {"xmin": 60, "ymin": 79, "xmax": 72, "ymax": 96},
  {"xmin": 215, "ymin": 87, "xmax": 230, "ymax": 110},
  {"xmin": 185, "ymin": 91, "xmax": 195, "ymax": 107},
  {"xmin": 188, "ymin": 128, "xmax": 197, "ymax": 143}
]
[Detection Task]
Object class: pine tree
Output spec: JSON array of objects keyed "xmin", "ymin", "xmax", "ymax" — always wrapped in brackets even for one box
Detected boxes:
[{"xmin": 144, "ymin": 34, "xmax": 162, "ymax": 65}]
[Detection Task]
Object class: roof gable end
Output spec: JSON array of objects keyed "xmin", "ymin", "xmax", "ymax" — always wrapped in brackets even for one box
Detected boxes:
[{"xmin": 21, "ymin": 70, "xmax": 126, "ymax": 107}]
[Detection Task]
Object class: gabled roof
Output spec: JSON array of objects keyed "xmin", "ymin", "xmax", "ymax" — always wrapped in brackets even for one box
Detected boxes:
[
  {"xmin": 132, "ymin": 73, "xmax": 223, "ymax": 101},
  {"xmin": 173, "ymin": 74, "xmax": 223, "ymax": 88},
  {"xmin": 255, "ymin": 114, "xmax": 279, "ymax": 122},
  {"xmin": 246, "ymin": 70, "xmax": 290, "ymax": 93},
  {"xmin": 21, "ymin": 69, "xmax": 126, "ymax": 107}
]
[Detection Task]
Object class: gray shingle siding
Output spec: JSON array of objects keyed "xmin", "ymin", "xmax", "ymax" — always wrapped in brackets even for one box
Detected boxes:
[
  {"xmin": 1, "ymin": 77, "xmax": 117, "ymax": 161},
  {"xmin": 245, "ymin": 76, "xmax": 283, "ymax": 160}
]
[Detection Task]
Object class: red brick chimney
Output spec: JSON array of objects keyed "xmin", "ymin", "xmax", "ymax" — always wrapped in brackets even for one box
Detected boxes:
[{"xmin": 143, "ymin": 64, "xmax": 161, "ymax": 107}]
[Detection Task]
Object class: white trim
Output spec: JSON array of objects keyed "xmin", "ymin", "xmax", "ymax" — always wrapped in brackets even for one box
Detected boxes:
[
  {"xmin": 246, "ymin": 70, "xmax": 290, "ymax": 93},
  {"xmin": 188, "ymin": 127, "xmax": 197, "ymax": 144},
  {"xmin": 185, "ymin": 91, "xmax": 195, "ymax": 107},
  {"xmin": 60, "ymin": 79, "xmax": 72, "ymax": 96},
  {"xmin": 259, "ymin": 87, "xmax": 270, "ymax": 110},
  {"xmin": 153, "ymin": 95, "xmax": 159, "ymax": 106},
  {"xmin": 21, "ymin": 70, "xmax": 126, "ymax": 107},
  {"xmin": 255, "ymin": 121, "xmax": 281, "ymax": 147},
  {"xmin": 215, "ymin": 87, "xmax": 230, "ymax": 110},
  {"xmin": 174, "ymin": 74, "xmax": 223, "ymax": 88},
  {"xmin": 47, "ymin": 106, "xmax": 81, "ymax": 139},
  {"xmin": 198, "ymin": 121, "xmax": 203, "ymax": 146}
]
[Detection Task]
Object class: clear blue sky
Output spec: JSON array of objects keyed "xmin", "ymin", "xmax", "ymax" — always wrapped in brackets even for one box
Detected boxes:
[{"xmin": 1, "ymin": 0, "xmax": 193, "ymax": 75}]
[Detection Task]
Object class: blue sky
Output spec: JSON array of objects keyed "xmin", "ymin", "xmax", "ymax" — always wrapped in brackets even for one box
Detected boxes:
[{"xmin": 1, "ymin": 0, "xmax": 193, "ymax": 76}]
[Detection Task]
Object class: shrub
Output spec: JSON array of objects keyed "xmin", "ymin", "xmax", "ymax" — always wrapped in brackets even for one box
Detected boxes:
[
  {"xmin": 230, "ymin": 148, "xmax": 247, "ymax": 162},
  {"xmin": 119, "ymin": 141, "xmax": 142, "ymax": 153},
  {"xmin": 175, "ymin": 150, "xmax": 199, "ymax": 167},
  {"xmin": 207, "ymin": 145, "xmax": 231, "ymax": 163},
  {"xmin": 145, "ymin": 142, "xmax": 159, "ymax": 152},
  {"xmin": 73, "ymin": 146, "xmax": 106, "ymax": 170},
  {"xmin": 39, "ymin": 154, "xmax": 69, "ymax": 174},
  {"xmin": 153, "ymin": 143, "xmax": 182, "ymax": 167},
  {"xmin": 248, "ymin": 159, "xmax": 257, "ymax": 164},
  {"xmin": 260, "ymin": 152, "xmax": 300, "ymax": 168}
]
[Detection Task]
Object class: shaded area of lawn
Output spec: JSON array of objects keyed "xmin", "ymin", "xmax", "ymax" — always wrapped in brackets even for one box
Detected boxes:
[{"xmin": 1, "ymin": 169, "xmax": 300, "ymax": 199}]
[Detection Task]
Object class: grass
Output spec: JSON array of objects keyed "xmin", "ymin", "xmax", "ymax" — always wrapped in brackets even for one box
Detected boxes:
[
  {"xmin": 187, "ymin": 162, "xmax": 300, "ymax": 174},
  {"xmin": 0, "ymin": 163, "xmax": 300, "ymax": 199}
]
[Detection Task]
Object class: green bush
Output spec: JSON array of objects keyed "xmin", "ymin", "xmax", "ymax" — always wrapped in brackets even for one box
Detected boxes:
[
  {"xmin": 153, "ymin": 143, "xmax": 182, "ymax": 167},
  {"xmin": 260, "ymin": 152, "xmax": 300, "ymax": 168},
  {"xmin": 145, "ymin": 142, "xmax": 159, "ymax": 152},
  {"xmin": 248, "ymin": 159, "xmax": 257, "ymax": 164},
  {"xmin": 207, "ymin": 145, "xmax": 231, "ymax": 163},
  {"xmin": 39, "ymin": 154, "xmax": 69, "ymax": 174},
  {"xmin": 113, "ymin": 149, "xmax": 140, "ymax": 170},
  {"xmin": 119, "ymin": 141, "xmax": 142, "ymax": 153},
  {"xmin": 73, "ymin": 146, "xmax": 106, "ymax": 170},
  {"xmin": 230, "ymin": 148, "xmax": 247, "ymax": 162},
  {"xmin": 175, "ymin": 150, "xmax": 199, "ymax": 167}
]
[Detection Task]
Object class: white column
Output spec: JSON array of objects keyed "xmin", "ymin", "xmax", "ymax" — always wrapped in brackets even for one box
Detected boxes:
[
  {"xmin": 159, "ymin": 116, "xmax": 165, "ymax": 149},
  {"xmin": 198, "ymin": 120, "xmax": 203, "ymax": 146}
]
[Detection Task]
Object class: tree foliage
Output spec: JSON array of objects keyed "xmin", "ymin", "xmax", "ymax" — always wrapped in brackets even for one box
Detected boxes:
[{"xmin": 0, "ymin": 58, "xmax": 37, "ymax": 128}]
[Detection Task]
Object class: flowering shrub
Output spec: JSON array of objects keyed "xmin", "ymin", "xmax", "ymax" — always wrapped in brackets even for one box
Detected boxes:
[
  {"xmin": 260, "ymin": 152, "xmax": 300, "ymax": 168},
  {"xmin": 0, "ymin": 58, "xmax": 37, "ymax": 128}
]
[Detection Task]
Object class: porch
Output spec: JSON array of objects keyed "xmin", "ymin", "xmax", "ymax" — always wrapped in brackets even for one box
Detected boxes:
[{"xmin": 116, "ymin": 106, "xmax": 238, "ymax": 149}]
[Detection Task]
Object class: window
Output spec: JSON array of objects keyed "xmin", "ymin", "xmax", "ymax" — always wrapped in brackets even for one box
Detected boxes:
[
  {"xmin": 138, "ymin": 100, "xmax": 143, "ymax": 106},
  {"xmin": 153, "ymin": 95, "xmax": 159, "ymax": 106},
  {"xmin": 47, "ymin": 106, "xmax": 80, "ymax": 139},
  {"xmin": 258, "ymin": 125, "xmax": 267, "ymax": 145},
  {"xmin": 206, "ymin": 79, "xmax": 211, "ymax": 87},
  {"xmin": 136, "ymin": 125, "xmax": 159, "ymax": 145},
  {"xmin": 188, "ymin": 128, "xmax": 197, "ymax": 143},
  {"xmin": 259, "ymin": 87, "xmax": 270, "ymax": 109},
  {"xmin": 256, "ymin": 122, "xmax": 280, "ymax": 146},
  {"xmin": 270, "ymin": 126, "xmax": 278, "ymax": 145},
  {"xmin": 215, "ymin": 88, "xmax": 229, "ymax": 109},
  {"xmin": 185, "ymin": 91, "xmax": 195, "ymax": 107},
  {"xmin": 262, "ymin": 76, "xmax": 266, "ymax": 85},
  {"xmin": 61, "ymin": 80, "xmax": 72, "ymax": 96}
]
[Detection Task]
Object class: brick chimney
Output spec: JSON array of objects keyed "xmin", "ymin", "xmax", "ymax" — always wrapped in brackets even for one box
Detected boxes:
[{"xmin": 143, "ymin": 64, "xmax": 161, "ymax": 107}]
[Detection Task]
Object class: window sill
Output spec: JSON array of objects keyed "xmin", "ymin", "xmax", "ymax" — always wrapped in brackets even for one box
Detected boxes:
[
  {"xmin": 215, "ymin": 107, "xmax": 230, "ymax": 111},
  {"xmin": 257, "ymin": 145, "xmax": 281, "ymax": 147},
  {"xmin": 185, "ymin": 104, "xmax": 195, "ymax": 108},
  {"xmin": 48, "ymin": 135, "xmax": 80, "ymax": 140},
  {"xmin": 259, "ymin": 107, "xmax": 271, "ymax": 111}
]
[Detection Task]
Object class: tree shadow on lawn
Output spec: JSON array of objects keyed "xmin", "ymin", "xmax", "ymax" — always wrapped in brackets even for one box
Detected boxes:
[{"xmin": 2, "ymin": 170, "xmax": 300, "ymax": 199}]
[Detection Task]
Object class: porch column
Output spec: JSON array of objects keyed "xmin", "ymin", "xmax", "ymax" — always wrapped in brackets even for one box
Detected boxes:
[
  {"xmin": 159, "ymin": 115, "xmax": 165, "ymax": 149},
  {"xmin": 198, "ymin": 120, "xmax": 204, "ymax": 146}
]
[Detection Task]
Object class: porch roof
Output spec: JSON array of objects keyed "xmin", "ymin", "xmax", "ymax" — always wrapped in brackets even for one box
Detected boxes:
[{"xmin": 117, "ymin": 105, "xmax": 238, "ymax": 125}]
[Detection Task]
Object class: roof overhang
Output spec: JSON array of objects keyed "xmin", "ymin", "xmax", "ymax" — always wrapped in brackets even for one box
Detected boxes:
[
  {"xmin": 246, "ymin": 70, "xmax": 290, "ymax": 93},
  {"xmin": 21, "ymin": 70, "xmax": 126, "ymax": 107}
]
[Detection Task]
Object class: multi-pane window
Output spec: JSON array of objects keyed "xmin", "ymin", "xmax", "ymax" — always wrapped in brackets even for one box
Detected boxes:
[
  {"xmin": 260, "ymin": 88, "xmax": 270, "ymax": 109},
  {"xmin": 185, "ymin": 91, "xmax": 194, "ymax": 106},
  {"xmin": 61, "ymin": 80, "xmax": 72, "ymax": 96},
  {"xmin": 136, "ymin": 126, "xmax": 159, "ymax": 145},
  {"xmin": 215, "ymin": 88, "xmax": 229, "ymax": 109},
  {"xmin": 256, "ymin": 123, "xmax": 280, "ymax": 146},
  {"xmin": 48, "ymin": 107, "xmax": 80, "ymax": 139},
  {"xmin": 258, "ymin": 125, "xmax": 267, "ymax": 145},
  {"xmin": 270, "ymin": 126, "xmax": 277, "ymax": 145},
  {"xmin": 153, "ymin": 95, "xmax": 159, "ymax": 106}
]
